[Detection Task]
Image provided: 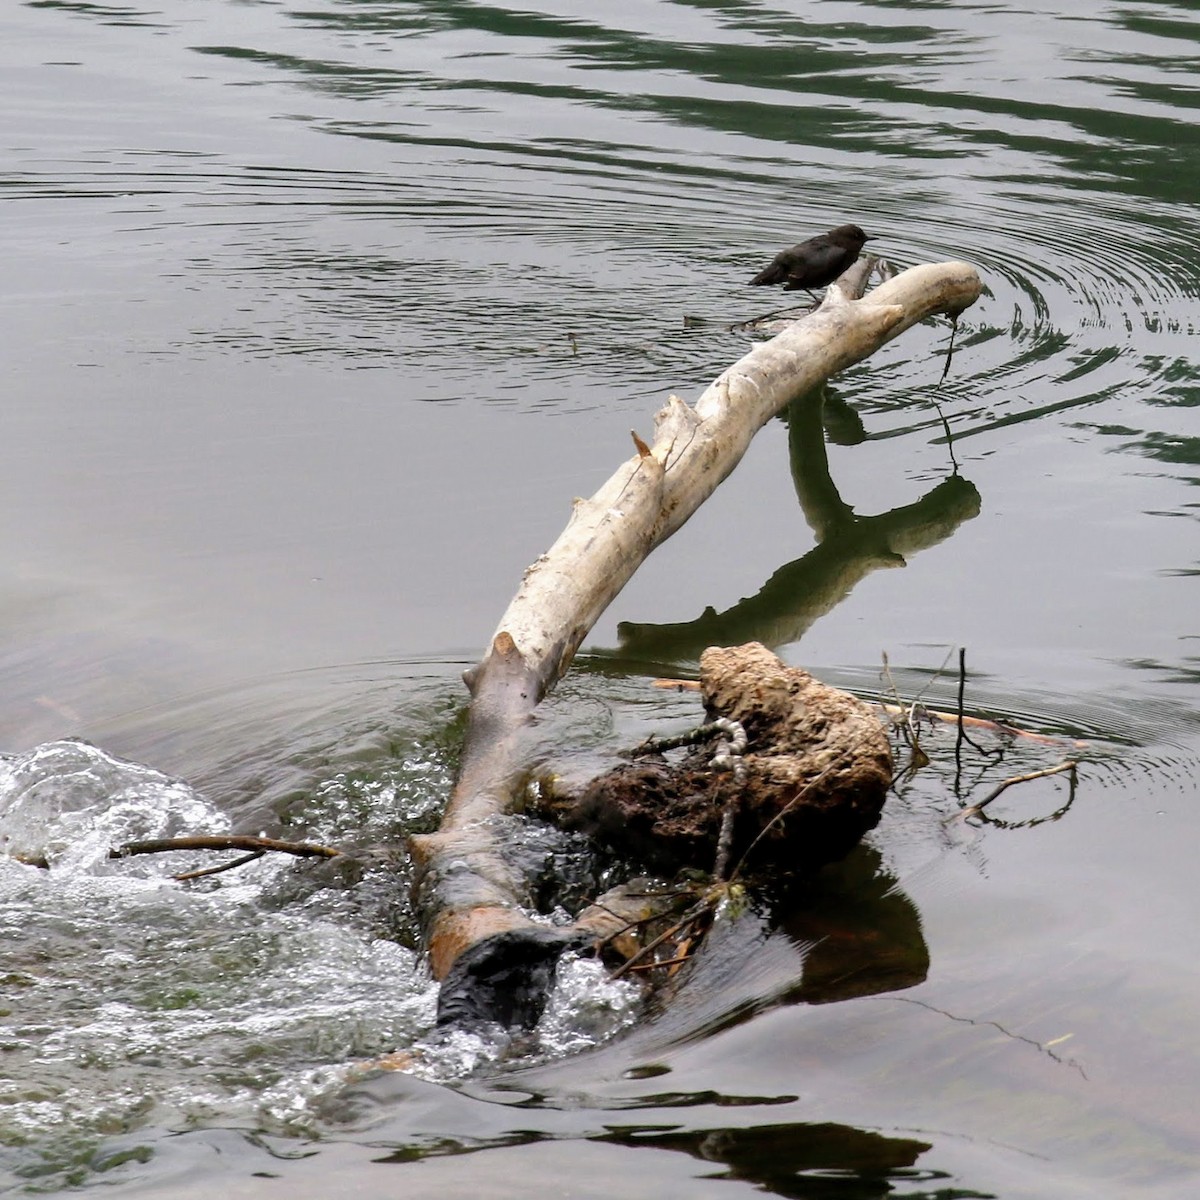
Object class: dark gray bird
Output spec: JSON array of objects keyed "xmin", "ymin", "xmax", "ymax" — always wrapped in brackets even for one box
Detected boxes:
[{"xmin": 749, "ymin": 223, "xmax": 872, "ymax": 293}]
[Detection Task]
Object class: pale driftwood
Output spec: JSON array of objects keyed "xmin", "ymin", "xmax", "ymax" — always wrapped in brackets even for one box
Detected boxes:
[
  {"xmin": 485, "ymin": 259, "xmax": 978, "ymax": 692},
  {"xmin": 411, "ymin": 258, "xmax": 982, "ymax": 988}
]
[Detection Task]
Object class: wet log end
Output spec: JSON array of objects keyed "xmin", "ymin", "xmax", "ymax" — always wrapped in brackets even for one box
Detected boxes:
[
  {"xmin": 425, "ymin": 904, "xmax": 545, "ymax": 983},
  {"xmin": 435, "ymin": 925, "xmax": 588, "ymax": 1030}
]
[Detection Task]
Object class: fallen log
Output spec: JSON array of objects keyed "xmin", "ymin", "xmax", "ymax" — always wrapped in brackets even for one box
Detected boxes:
[{"xmin": 410, "ymin": 256, "xmax": 982, "ymax": 1021}]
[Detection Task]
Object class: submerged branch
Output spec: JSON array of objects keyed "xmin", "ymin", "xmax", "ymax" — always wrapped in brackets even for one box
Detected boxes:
[{"xmin": 174, "ymin": 850, "xmax": 266, "ymax": 881}]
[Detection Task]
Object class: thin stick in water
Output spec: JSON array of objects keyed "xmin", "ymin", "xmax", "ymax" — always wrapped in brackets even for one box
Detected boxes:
[{"xmin": 956, "ymin": 761, "xmax": 1079, "ymax": 820}]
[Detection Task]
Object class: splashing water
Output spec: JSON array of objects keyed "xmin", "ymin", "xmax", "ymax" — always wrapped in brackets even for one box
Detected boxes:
[
  {"xmin": 0, "ymin": 739, "xmax": 228, "ymax": 873},
  {"xmin": 0, "ymin": 736, "xmax": 647, "ymax": 1189},
  {"xmin": 399, "ymin": 953, "xmax": 644, "ymax": 1084},
  {"xmin": 0, "ymin": 739, "xmax": 442, "ymax": 1188}
]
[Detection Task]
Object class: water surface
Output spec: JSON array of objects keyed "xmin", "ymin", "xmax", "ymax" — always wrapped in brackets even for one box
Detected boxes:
[{"xmin": 2, "ymin": 0, "xmax": 1198, "ymax": 1196}]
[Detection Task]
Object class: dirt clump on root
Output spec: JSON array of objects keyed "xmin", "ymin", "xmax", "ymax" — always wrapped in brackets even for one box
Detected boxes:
[{"xmin": 559, "ymin": 642, "xmax": 892, "ymax": 879}]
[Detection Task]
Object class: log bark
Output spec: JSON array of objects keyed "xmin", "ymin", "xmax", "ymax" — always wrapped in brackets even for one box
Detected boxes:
[{"xmin": 411, "ymin": 258, "xmax": 982, "ymax": 997}]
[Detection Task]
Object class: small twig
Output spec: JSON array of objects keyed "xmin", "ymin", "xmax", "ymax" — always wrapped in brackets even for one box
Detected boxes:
[
  {"xmin": 938, "ymin": 313, "xmax": 960, "ymax": 386},
  {"xmin": 882, "ymin": 646, "xmax": 971, "ymax": 775},
  {"xmin": 622, "ymin": 953, "xmax": 695, "ymax": 974},
  {"xmin": 952, "ymin": 649, "xmax": 988, "ymax": 760},
  {"xmin": 610, "ymin": 903, "xmax": 709, "ymax": 980},
  {"xmin": 110, "ymin": 835, "xmax": 344, "ymax": 861},
  {"xmin": 954, "ymin": 647, "xmax": 966, "ymax": 789},
  {"xmin": 926, "ymin": 313, "xmax": 962, "ymax": 473},
  {"xmin": 880, "ymin": 651, "xmax": 906, "ymax": 735},
  {"xmin": 174, "ymin": 850, "xmax": 266, "ymax": 882},
  {"xmin": 585, "ymin": 887, "xmax": 708, "ymax": 962},
  {"xmin": 881, "ymin": 651, "xmax": 927, "ymax": 772},
  {"xmin": 969, "ymin": 784, "xmax": 1079, "ymax": 830},
  {"xmin": 955, "ymin": 761, "xmax": 1079, "ymax": 821}
]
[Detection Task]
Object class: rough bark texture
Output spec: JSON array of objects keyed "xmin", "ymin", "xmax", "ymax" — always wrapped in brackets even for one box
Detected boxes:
[
  {"xmin": 700, "ymin": 642, "xmax": 892, "ymax": 871},
  {"xmin": 557, "ymin": 643, "xmax": 891, "ymax": 878}
]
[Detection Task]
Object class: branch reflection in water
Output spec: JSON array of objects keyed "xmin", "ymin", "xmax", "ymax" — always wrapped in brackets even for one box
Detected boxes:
[{"xmin": 615, "ymin": 385, "xmax": 980, "ymax": 664}]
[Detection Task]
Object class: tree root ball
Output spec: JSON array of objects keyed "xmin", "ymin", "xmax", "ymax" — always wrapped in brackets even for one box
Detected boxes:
[{"xmin": 562, "ymin": 643, "xmax": 892, "ymax": 878}]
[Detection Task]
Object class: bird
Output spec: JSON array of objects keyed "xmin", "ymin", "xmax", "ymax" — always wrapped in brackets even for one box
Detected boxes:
[{"xmin": 749, "ymin": 223, "xmax": 872, "ymax": 295}]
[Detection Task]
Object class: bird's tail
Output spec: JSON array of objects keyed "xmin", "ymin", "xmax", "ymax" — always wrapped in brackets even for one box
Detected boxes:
[{"xmin": 749, "ymin": 264, "xmax": 787, "ymax": 287}]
